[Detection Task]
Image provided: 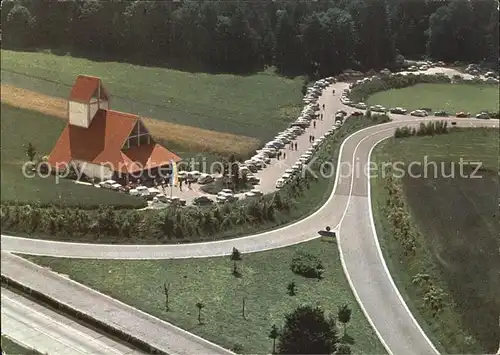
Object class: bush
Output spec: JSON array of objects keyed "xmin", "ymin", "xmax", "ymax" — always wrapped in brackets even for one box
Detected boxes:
[
  {"xmin": 394, "ymin": 121, "xmax": 448, "ymax": 139},
  {"xmin": 290, "ymin": 251, "xmax": 324, "ymax": 279}
]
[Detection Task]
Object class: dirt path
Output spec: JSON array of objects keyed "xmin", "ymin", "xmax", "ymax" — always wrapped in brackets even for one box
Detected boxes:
[{"xmin": 1, "ymin": 84, "xmax": 260, "ymax": 156}]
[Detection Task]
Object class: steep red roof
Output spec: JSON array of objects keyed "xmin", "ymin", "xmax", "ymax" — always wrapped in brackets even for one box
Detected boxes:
[
  {"xmin": 69, "ymin": 75, "xmax": 108, "ymax": 102},
  {"xmin": 122, "ymin": 144, "xmax": 182, "ymax": 173},
  {"xmin": 48, "ymin": 109, "xmax": 180, "ymax": 174}
]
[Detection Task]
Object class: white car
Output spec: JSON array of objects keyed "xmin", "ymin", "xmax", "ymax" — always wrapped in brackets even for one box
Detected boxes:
[
  {"xmin": 475, "ymin": 112, "xmax": 490, "ymax": 119},
  {"xmin": 197, "ymin": 173, "xmax": 214, "ymax": 184},
  {"xmin": 410, "ymin": 110, "xmax": 428, "ymax": 117},
  {"xmin": 276, "ymin": 179, "xmax": 286, "ymax": 188},
  {"xmin": 99, "ymin": 179, "xmax": 116, "ymax": 189}
]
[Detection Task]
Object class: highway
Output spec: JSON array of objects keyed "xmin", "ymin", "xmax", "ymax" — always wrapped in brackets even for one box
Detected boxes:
[
  {"xmin": 1, "ymin": 67, "xmax": 498, "ymax": 355},
  {"xmin": 1, "ymin": 288, "xmax": 141, "ymax": 355}
]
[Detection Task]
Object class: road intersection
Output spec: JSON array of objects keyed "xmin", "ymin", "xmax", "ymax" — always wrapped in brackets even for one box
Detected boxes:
[{"xmin": 2, "ymin": 69, "xmax": 498, "ymax": 355}]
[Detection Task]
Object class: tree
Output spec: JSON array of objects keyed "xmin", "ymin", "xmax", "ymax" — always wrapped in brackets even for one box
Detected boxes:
[
  {"xmin": 230, "ymin": 247, "xmax": 242, "ymax": 276},
  {"xmin": 277, "ymin": 305, "xmax": 337, "ymax": 354},
  {"xmin": 163, "ymin": 282, "xmax": 170, "ymax": 311},
  {"xmin": 337, "ymin": 304, "xmax": 352, "ymax": 337},
  {"xmin": 337, "ymin": 343, "xmax": 352, "ymax": 354},
  {"xmin": 287, "ymin": 281, "xmax": 296, "ymax": 296},
  {"xmin": 24, "ymin": 143, "xmax": 36, "ymax": 162},
  {"xmin": 196, "ymin": 301, "xmax": 205, "ymax": 324},
  {"xmin": 269, "ymin": 324, "xmax": 279, "ymax": 354}
]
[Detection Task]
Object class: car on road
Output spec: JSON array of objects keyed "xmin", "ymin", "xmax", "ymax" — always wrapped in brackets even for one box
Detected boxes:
[
  {"xmin": 389, "ymin": 107, "xmax": 407, "ymax": 114},
  {"xmin": 455, "ymin": 112, "xmax": 469, "ymax": 118},
  {"xmin": 410, "ymin": 110, "xmax": 428, "ymax": 117},
  {"xmin": 434, "ymin": 110, "xmax": 448, "ymax": 117}
]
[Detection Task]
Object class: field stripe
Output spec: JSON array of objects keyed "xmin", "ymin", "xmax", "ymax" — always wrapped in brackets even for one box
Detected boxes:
[{"xmin": 1, "ymin": 84, "xmax": 260, "ymax": 156}]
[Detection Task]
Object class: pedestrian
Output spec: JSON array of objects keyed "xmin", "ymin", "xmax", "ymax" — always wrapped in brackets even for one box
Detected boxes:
[
  {"xmin": 313, "ymin": 121, "xmax": 316, "ymax": 128},
  {"xmin": 294, "ymin": 142, "xmax": 298, "ymax": 150},
  {"xmin": 188, "ymin": 180, "xmax": 192, "ymax": 189},
  {"xmin": 283, "ymin": 152, "xmax": 286, "ymax": 159},
  {"xmin": 321, "ymin": 113, "xmax": 323, "ymax": 120},
  {"xmin": 179, "ymin": 179, "xmax": 183, "ymax": 191},
  {"xmin": 322, "ymin": 104, "xmax": 325, "ymax": 110},
  {"xmin": 290, "ymin": 142, "xmax": 293, "ymax": 150}
]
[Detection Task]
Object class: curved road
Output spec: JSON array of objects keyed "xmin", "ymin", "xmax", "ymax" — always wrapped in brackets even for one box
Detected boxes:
[{"xmin": 2, "ymin": 71, "xmax": 498, "ymax": 355}]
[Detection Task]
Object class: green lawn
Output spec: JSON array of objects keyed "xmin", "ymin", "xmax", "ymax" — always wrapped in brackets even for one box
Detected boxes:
[
  {"xmin": 366, "ymin": 83, "xmax": 499, "ymax": 114},
  {"xmin": 1, "ymin": 335, "xmax": 44, "ymax": 355},
  {"xmin": 25, "ymin": 238, "xmax": 386, "ymax": 354},
  {"xmin": 0, "ymin": 103, "xmax": 145, "ymax": 208},
  {"xmin": 1, "ymin": 49, "xmax": 303, "ymax": 142},
  {"xmin": 370, "ymin": 128, "xmax": 499, "ymax": 354}
]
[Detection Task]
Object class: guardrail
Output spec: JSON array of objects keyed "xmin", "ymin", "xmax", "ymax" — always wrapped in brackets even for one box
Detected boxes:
[{"xmin": 1, "ymin": 275, "xmax": 168, "ymax": 355}]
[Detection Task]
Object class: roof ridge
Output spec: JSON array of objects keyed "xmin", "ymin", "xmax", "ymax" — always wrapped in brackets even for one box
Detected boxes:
[{"xmin": 104, "ymin": 109, "xmax": 139, "ymax": 120}]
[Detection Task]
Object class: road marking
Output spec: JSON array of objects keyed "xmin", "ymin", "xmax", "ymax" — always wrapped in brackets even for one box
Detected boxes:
[
  {"xmin": 2, "ymin": 294, "xmax": 124, "ymax": 354},
  {"xmin": 365, "ymin": 138, "xmax": 440, "ymax": 355}
]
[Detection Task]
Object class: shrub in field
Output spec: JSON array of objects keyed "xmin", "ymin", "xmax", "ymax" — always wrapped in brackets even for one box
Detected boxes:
[
  {"xmin": 290, "ymin": 251, "xmax": 324, "ymax": 279},
  {"xmin": 395, "ymin": 121, "xmax": 448, "ymax": 139}
]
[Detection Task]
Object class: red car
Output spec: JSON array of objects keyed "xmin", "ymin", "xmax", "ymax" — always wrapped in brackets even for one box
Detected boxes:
[{"xmin": 350, "ymin": 111, "xmax": 364, "ymax": 117}]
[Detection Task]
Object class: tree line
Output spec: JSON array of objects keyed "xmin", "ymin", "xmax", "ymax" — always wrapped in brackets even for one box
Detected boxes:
[{"xmin": 2, "ymin": 0, "xmax": 498, "ymax": 76}]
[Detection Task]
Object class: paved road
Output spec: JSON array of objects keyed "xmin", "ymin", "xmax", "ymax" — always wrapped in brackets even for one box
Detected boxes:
[
  {"xmin": 1, "ymin": 68, "xmax": 498, "ymax": 355},
  {"xmin": 1, "ymin": 288, "xmax": 141, "ymax": 355},
  {"xmin": 1, "ymin": 252, "xmax": 235, "ymax": 355}
]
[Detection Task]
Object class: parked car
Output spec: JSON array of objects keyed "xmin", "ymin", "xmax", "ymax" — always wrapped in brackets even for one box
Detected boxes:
[
  {"xmin": 193, "ymin": 196, "xmax": 214, "ymax": 206},
  {"xmin": 455, "ymin": 112, "xmax": 469, "ymax": 118},
  {"xmin": 389, "ymin": 107, "xmax": 407, "ymax": 114},
  {"xmin": 197, "ymin": 173, "xmax": 214, "ymax": 184},
  {"xmin": 410, "ymin": 110, "xmax": 427, "ymax": 117},
  {"xmin": 99, "ymin": 179, "xmax": 116, "ymax": 189},
  {"xmin": 350, "ymin": 111, "xmax": 364, "ymax": 117},
  {"xmin": 370, "ymin": 105, "xmax": 387, "ymax": 113},
  {"xmin": 155, "ymin": 193, "xmax": 169, "ymax": 203},
  {"xmin": 434, "ymin": 110, "xmax": 448, "ymax": 117},
  {"xmin": 247, "ymin": 175, "xmax": 260, "ymax": 185},
  {"xmin": 475, "ymin": 112, "xmax": 490, "ymax": 119},
  {"xmin": 275, "ymin": 178, "xmax": 286, "ymax": 189}
]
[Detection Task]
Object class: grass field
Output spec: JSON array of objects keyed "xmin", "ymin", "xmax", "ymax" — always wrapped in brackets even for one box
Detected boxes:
[
  {"xmin": 0, "ymin": 84, "xmax": 260, "ymax": 157},
  {"xmin": 0, "ymin": 103, "xmax": 145, "ymax": 208},
  {"xmin": 1, "ymin": 49, "xmax": 304, "ymax": 150},
  {"xmin": 1, "ymin": 335, "xmax": 44, "ymax": 355},
  {"xmin": 371, "ymin": 128, "xmax": 499, "ymax": 354},
  {"xmin": 366, "ymin": 83, "xmax": 499, "ymax": 114},
  {"xmin": 25, "ymin": 238, "xmax": 386, "ymax": 354}
]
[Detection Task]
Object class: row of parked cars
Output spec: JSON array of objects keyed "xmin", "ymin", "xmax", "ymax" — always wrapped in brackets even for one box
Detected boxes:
[
  {"xmin": 464, "ymin": 64, "xmax": 498, "ymax": 79},
  {"xmin": 275, "ymin": 126, "xmax": 339, "ymax": 189},
  {"xmin": 273, "ymin": 77, "xmax": 338, "ymax": 189}
]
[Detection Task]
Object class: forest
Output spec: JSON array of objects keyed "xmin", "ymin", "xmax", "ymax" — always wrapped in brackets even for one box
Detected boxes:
[{"xmin": 1, "ymin": 0, "xmax": 499, "ymax": 76}]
